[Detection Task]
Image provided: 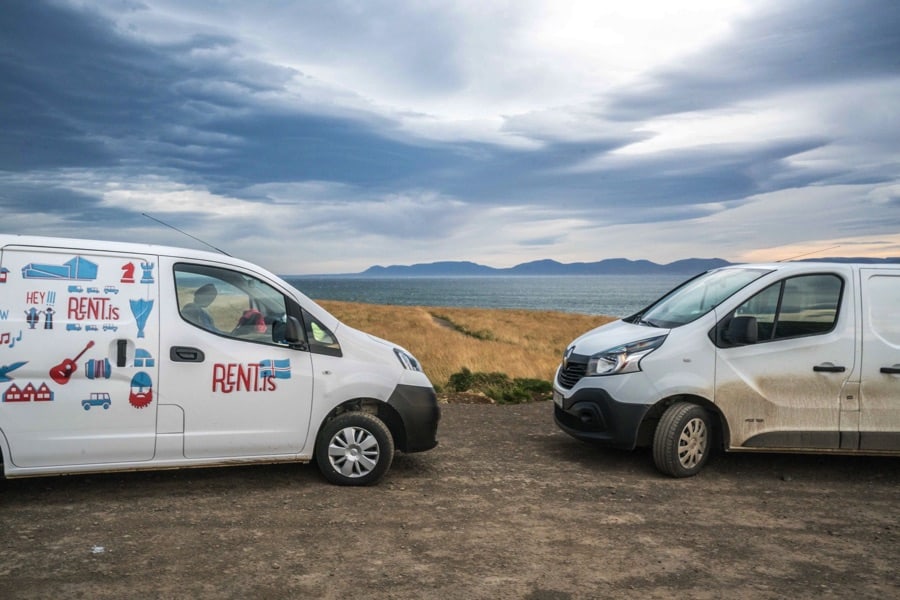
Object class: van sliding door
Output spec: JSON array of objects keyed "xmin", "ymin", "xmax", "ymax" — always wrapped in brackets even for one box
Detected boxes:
[
  {"xmin": 0, "ymin": 247, "xmax": 159, "ymax": 468},
  {"xmin": 859, "ymin": 269, "xmax": 900, "ymax": 450}
]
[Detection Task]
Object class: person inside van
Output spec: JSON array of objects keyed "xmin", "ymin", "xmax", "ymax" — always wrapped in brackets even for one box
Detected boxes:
[{"xmin": 182, "ymin": 283, "xmax": 220, "ymax": 332}]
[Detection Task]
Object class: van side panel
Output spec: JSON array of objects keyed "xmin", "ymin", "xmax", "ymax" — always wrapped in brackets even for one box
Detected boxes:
[
  {"xmin": 859, "ymin": 269, "xmax": 900, "ymax": 450},
  {"xmin": 0, "ymin": 246, "xmax": 159, "ymax": 468}
]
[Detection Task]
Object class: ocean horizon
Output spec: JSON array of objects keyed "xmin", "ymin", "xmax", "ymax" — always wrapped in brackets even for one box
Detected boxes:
[{"xmin": 284, "ymin": 274, "xmax": 688, "ymax": 317}]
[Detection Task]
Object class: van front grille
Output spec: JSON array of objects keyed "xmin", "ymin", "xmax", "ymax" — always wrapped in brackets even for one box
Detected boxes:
[{"xmin": 557, "ymin": 360, "xmax": 587, "ymax": 389}]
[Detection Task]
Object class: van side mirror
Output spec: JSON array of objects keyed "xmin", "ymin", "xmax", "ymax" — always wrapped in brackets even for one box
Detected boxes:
[
  {"xmin": 285, "ymin": 316, "xmax": 304, "ymax": 344},
  {"xmin": 272, "ymin": 316, "xmax": 305, "ymax": 346},
  {"xmin": 725, "ymin": 315, "xmax": 758, "ymax": 345}
]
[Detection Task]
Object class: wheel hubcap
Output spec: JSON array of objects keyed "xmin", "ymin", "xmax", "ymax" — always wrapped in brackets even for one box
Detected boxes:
[
  {"xmin": 327, "ymin": 426, "xmax": 380, "ymax": 478},
  {"xmin": 677, "ymin": 417, "xmax": 708, "ymax": 469}
]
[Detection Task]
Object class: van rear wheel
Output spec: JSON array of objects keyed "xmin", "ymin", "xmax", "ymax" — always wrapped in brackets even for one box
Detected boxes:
[
  {"xmin": 315, "ymin": 412, "xmax": 394, "ymax": 486},
  {"xmin": 653, "ymin": 402, "xmax": 711, "ymax": 477}
]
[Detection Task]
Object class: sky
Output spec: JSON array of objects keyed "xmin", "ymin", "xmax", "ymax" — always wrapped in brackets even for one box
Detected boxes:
[{"xmin": 1, "ymin": 0, "xmax": 899, "ymax": 274}]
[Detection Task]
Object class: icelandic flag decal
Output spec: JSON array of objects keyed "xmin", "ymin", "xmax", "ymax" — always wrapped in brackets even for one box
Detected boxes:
[{"xmin": 259, "ymin": 358, "xmax": 291, "ymax": 380}]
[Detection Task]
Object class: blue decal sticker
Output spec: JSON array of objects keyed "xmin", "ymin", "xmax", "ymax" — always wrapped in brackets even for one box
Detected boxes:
[
  {"xmin": 140, "ymin": 262, "xmax": 155, "ymax": 284},
  {"xmin": 21, "ymin": 256, "xmax": 98, "ymax": 280},
  {"xmin": 0, "ymin": 361, "xmax": 27, "ymax": 382},
  {"xmin": 81, "ymin": 392, "xmax": 112, "ymax": 411},
  {"xmin": 129, "ymin": 299, "xmax": 154, "ymax": 339},
  {"xmin": 259, "ymin": 358, "xmax": 292, "ymax": 380},
  {"xmin": 134, "ymin": 348, "xmax": 155, "ymax": 368}
]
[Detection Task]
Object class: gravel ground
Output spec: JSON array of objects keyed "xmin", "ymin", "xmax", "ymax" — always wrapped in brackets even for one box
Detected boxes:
[{"xmin": 1, "ymin": 401, "xmax": 898, "ymax": 599}]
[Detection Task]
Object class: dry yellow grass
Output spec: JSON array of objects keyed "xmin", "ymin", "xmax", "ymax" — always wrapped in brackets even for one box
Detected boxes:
[{"xmin": 319, "ymin": 300, "xmax": 614, "ymax": 389}]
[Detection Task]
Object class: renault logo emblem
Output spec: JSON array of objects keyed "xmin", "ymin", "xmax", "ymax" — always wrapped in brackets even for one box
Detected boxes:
[{"xmin": 563, "ymin": 345, "xmax": 574, "ymax": 369}]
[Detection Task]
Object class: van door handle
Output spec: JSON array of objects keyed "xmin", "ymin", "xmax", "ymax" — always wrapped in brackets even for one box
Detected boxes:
[
  {"xmin": 881, "ymin": 365, "xmax": 900, "ymax": 374},
  {"xmin": 116, "ymin": 339, "xmax": 128, "ymax": 367},
  {"xmin": 170, "ymin": 346, "xmax": 205, "ymax": 363},
  {"xmin": 813, "ymin": 363, "xmax": 845, "ymax": 373}
]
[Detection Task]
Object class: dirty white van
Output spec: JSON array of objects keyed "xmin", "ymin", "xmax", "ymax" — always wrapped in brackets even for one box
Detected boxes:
[
  {"xmin": 553, "ymin": 262, "xmax": 899, "ymax": 477},
  {"xmin": 0, "ymin": 235, "xmax": 439, "ymax": 485}
]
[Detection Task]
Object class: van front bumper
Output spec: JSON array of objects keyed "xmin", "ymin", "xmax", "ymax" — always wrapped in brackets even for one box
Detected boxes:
[
  {"xmin": 388, "ymin": 384, "xmax": 441, "ymax": 453},
  {"xmin": 554, "ymin": 387, "xmax": 651, "ymax": 450}
]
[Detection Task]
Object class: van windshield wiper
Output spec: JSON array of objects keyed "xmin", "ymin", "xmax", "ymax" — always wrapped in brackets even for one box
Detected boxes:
[{"xmin": 638, "ymin": 318, "xmax": 661, "ymax": 328}]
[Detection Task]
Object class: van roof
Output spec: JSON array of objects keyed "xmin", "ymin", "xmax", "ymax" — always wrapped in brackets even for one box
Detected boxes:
[
  {"xmin": 715, "ymin": 261, "xmax": 900, "ymax": 272},
  {"xmin": 0, "ymin": 234, "xmax": 226, "ymax": 261}
]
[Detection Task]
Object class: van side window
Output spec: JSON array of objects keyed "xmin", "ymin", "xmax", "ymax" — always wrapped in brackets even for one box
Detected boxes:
[
  {"xmin": 867, "ymin": 275, "xmax": 900, "ymax": 346},
  {"xmin": 301, "ymin": 308, "xmax": 342, "ymax": 357},
  {"xmin": 174, "ymin": 264, "xmax": 290, "ymax": 346},
  {"xmin": 732, "ymin": 274, "xmax": 843, "ymax": 342}
]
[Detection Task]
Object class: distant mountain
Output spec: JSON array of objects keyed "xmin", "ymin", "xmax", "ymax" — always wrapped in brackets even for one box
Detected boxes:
[
  {"xmin": 360, "ymin": 261, "xmax": 497, "ymax": 277},
  {"xmin": 290, "ymin": 256, "xmax": 899, "ymax": 278},
  {"xmin": 353, "ymin": 257, "xmax": 734, "ymax": 277}
]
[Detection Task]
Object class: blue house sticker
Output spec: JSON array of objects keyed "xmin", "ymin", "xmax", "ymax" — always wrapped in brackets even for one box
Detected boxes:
[{"xmin": 22, "ymin": 256, "xmax": 99, "ymax": 280}]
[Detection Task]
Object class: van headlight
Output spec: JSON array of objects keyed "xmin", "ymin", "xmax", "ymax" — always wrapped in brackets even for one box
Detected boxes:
[
  {"xmin": 586, "ymin": 335, "xmax": 667, "ymax": 376},
  {"xmin": 394, "ymin": 348, "xmax": 423, "ymax": 372}
]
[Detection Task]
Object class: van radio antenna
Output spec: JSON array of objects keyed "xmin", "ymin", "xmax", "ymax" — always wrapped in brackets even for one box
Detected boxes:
[
  {"xmin": 142, "ymin": 213, "xmax": 232, "ymax": 256},
  {"xmin": 778, "ymin": 244, "xmax": 841, "ymax": 262}
]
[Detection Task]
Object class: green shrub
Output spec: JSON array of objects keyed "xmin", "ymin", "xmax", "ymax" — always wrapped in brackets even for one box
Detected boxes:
[{"xmin": 446, "ymin": 368, "xmax": 552, "ymax": 404}]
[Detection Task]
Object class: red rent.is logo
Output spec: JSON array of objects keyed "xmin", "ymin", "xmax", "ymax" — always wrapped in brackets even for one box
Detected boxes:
[
  {"xmin": 212, "ymin": 363, "xmax": 277, "ymax": 393},
  {"xmin": 68, "ymin": 297, "xmax": 119, "ymax": 320}
]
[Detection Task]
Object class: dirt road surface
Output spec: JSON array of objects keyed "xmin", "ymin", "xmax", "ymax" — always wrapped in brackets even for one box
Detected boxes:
[{"xmin": 1, "ymin": 401, "xmax": 897, "ymax": 599}]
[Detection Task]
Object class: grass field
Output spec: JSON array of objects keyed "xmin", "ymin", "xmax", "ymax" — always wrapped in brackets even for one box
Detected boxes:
[{"xmin": 319, "ymin": 300, "xmax": 614, "ymax": 391}]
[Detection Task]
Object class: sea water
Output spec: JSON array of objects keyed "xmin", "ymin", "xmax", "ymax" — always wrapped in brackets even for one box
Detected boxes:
[{"xmin": 283, "ymin": 275, "xmax": 687, "ymax": 317}]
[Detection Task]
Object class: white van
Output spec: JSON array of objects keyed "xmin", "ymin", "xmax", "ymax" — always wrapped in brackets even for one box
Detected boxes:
[
  {"xmin": 553, "ymin": 262, "xmax": 899, "ymax": 477},
  {"xmin": 0, "ymin": 235, "xmax": 440, "ymax": 485}
]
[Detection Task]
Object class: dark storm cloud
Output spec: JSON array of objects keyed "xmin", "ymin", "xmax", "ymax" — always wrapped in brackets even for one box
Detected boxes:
[
  {"xmin": 0, "ymin": 1, "xmax": 183, "ymax": 170},
  {"xmin": 420, "ymin": 135, "xmax": 833, "ymax": 221},
  {"xmin": 0, "ymin": 0, "xmax": 455, "ymax": 190}
]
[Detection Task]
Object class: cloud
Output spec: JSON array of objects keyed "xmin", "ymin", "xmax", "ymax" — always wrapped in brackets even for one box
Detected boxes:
[{"xmin": 0, "ymin": 0, "xmax": 897, "ymax": 274}]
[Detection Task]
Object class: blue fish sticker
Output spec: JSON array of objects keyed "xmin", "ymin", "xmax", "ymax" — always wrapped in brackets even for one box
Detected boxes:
[{"xmin": 0, "ymin": 361, "xmax": 27, "ymax": 382}]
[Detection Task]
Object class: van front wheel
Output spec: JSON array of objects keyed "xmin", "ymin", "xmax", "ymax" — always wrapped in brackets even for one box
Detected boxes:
[
  {"xmin": 653, "ymin": 402, "xmax": 711, "ymax": 477},
  {"xmin": 315, "ymin": 412, "xmax": 394, "ymax": 486}
]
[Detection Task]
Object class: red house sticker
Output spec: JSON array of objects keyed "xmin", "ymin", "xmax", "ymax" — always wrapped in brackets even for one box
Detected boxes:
[
  {"xmin": 3, "ymin": 384, "xmax": 25, "ymax": 402},
  {"xmin": 2, "ymin": 382, "xmax": 55, "ymax": 402}
]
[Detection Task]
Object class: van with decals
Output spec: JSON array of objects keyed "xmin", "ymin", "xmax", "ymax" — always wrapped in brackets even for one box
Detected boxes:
[
  {"xmin": 0, "ymin": 235, "xmax": 440, "ymax": 485},
  {"xmin": 553, "ymin": 262, "xmax": 900, "ymax": 477}
]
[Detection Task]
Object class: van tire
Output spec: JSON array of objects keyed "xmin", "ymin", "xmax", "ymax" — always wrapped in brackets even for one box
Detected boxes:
[
  {"xmin": 315, "ymin": 412, "xmax": 394, "ymax": 486},
  {"xmin": 653, "ymin": 402, "xmax": 711, "ymax": 477}
]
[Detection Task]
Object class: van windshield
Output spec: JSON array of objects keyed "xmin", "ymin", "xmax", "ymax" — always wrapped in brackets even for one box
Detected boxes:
[{"xmin": 632, "ymin": 268, "xmax": 770, "ymax": 328}]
